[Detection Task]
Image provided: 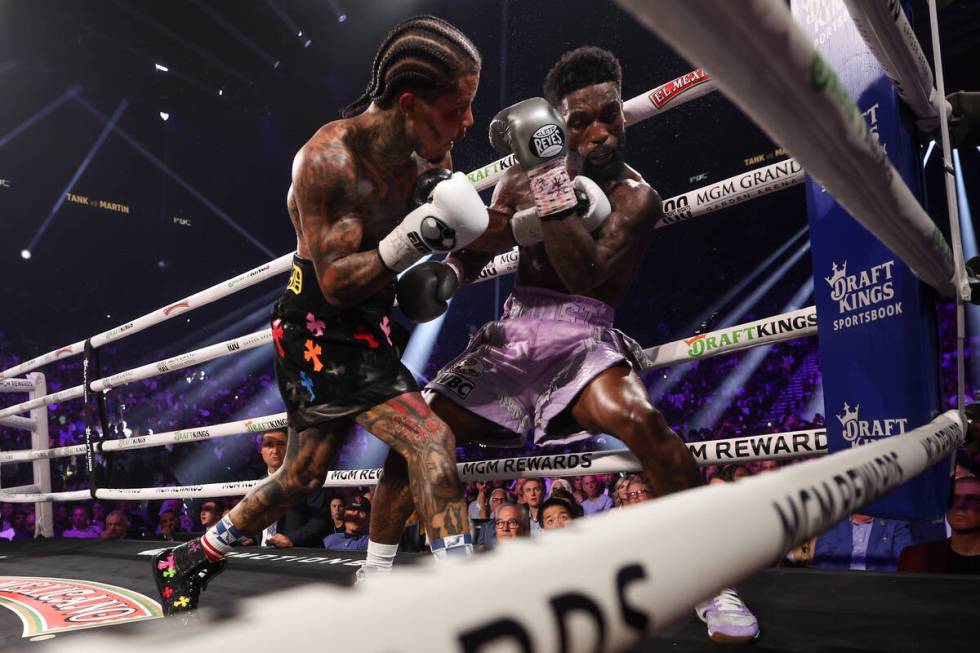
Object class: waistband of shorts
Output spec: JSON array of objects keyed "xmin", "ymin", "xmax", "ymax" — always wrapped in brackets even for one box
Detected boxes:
[{"xmin": 501, "ymin": 286, "xmax": 614, "ymax": 327}]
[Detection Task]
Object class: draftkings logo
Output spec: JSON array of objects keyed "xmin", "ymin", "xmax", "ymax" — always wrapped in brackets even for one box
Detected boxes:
[
  {"xmin": 825, "ymin": 259, "xmax": 902, "ymax": 331},
  {"xmin": 836, "ymin": 401, "xmax": 908, "ymax": 447}
]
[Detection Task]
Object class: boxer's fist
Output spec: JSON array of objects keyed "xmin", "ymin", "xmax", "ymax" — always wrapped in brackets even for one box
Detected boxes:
[
  {"xmin": 509, "ymin": 175, "xmax": 611, "ymax": 247},
  {"xmin": 378, "ymin": 171, "xmax": 488, "ymax": 273},
  {"xmin": 396, "ymin": 261, "xmax": 460, "ymax": 323},
  {"xmin": 489, "ymin": 98, "xmax": 577, "ymax": 218},
  {"xmin": 489, "ymin": 98, "xmax": 568, "ymax": 169}
]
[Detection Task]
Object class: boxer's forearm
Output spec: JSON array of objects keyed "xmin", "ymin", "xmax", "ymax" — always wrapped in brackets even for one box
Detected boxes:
[
  {"xmin": 462, "ymin": 208, "xmax": 516, "ymax": 253},
  {"xmin": 540, "ymin": 217, "xmax": 607, "ymax": 293},
  {"xmin": 318, "ymin": 250, "xmax": 395, "ymax": 307}
]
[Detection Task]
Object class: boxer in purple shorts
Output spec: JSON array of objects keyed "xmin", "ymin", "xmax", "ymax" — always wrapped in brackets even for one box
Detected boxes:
[
  {"xmin": 428, "ymin": 286, "xmax": 647, "ymax": 445},
  {"xmin": 367, "ymin": 46, "xmax": 759, "ymax": 644}
]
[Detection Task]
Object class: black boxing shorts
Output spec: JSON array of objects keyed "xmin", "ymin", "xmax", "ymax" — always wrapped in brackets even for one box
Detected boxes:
[{"xmin": 271, "ymin": 256, "xmax": 418, "ymax": 431}]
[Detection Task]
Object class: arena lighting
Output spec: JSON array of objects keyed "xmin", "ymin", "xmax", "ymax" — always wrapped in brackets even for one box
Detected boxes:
[
  {"xmin": 159, "ymin": 111, "xmax": 170, "ymax": 121},
  {"xmin": 20, "ymin": 249, "xmax": 30, "ymax": 260},
  {"xmin": 0, "ymin": 85, "xmax": 80, "ymax": 150},
  {"xmin": 218, "ymin": 89, "xmax": 223, "ymax": 96},
  {"xmin": 923, "ymin": 139, "xmax": 936, "ymax": 167},
  {"xmin": 688, "ymin": 277, "xmax": 815, "ymax": 431},
  {"xmin": 112, "ymin": 0, "xmax": 254, "ymax": 87},
  {"xmin": 952, "ymin": 149, "xmax": 980, "ymax": 372},
  {"xmin": 648, "ymin": 233, "xmax": 811, "ymax": 402},
  {"xmin": 26, "ymin": 99, "xmax": 128, "ymax": 254},
  {"xmin": 154, "ymin": 63, "xmax": 169, "ymax": 72},
  {"xmin": 190, "ymin": 0, "xmax": 279, "ymax": 68},
  {"xmin": 73, "ymin": 95, "xmax": 276, "ymax": 258},
  {"xmin": 326, "ymin": 0, "xmax": 347, "ymax": 25}
]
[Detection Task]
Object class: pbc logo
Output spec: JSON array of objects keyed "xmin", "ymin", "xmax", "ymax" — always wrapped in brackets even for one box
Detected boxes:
[
  {"xmin": 435, "ymin": 373, "xmax": 474, "ymax": 399},
  {"xmin": 530, "ymin": 124, "xmax": 564, "ymax": 158},
  {"xmin": 837, "ymin": 401, "xmax": 908, "ymax": 446},
  {"xmin": 449, "ymin": 356, "xmax": 484, "ymax": 379}
]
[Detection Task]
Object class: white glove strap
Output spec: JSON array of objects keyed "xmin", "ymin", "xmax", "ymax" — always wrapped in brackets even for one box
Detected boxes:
[
  {"xmin": 510, "ymin": 207, "xmax": 544, "ymax": 247},
  {"xmin": 377, "ymin": 206, "xmax": 431, "ymax": 274},
  {"xmin": 528, "ymin": 159, "xmax": 577, "ymax": 217}
]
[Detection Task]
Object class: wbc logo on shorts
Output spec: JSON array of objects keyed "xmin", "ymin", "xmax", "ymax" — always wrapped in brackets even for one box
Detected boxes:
[{"xmin": 529, "ymin": 124, "xmax": 564, "ymax": 158}]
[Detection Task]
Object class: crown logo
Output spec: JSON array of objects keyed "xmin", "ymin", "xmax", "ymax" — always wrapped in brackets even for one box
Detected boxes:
[
  {"xmin": 825, "ymin": 260, "xmax": 847, "ymax": 288},
  {"xmin": 836, "ymin": 401, "xmax": 860, "ymax": 426}
]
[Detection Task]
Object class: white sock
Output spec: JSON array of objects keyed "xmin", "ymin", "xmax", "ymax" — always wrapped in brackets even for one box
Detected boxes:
[{"xmin": 364, "ymin": 540, "xmax": 399, "ymax": 572}]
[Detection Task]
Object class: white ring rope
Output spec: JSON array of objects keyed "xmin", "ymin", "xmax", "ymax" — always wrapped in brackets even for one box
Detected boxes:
[
  {"xmin": 0, "ymin": 415, "xmax": 36, "ymax": 432},
  {"xmin": 614, "ymin": 0, "xmax": 962, "ymax": 299},
  {"xmin": 0, "ymin": 302, "xmax": 818, "ymax": 461},
  {"xmin": 842, "ymin": 0, "xmax": 947, "ymax": 130},
  {"xmin": 466, "ymin": 68, "xmax": 719, "ymax": 192},
  {"xmin": 50, "ymin": 412, "xmax": 961, "ymax": 653},
  {"xmin": 0, "ymin": 428, "xmax": 827, "ymax": 503},
  {"xmin": 0, "ymin": 413, "xmax": 288, "ymax": 463},
  {"xmin": 0, "ymin": 378, "xmax": 36, "ymax": 393},
  {"xmin": 0, "ymin": 254, "xmax": 293, "ymax": 381},
  {"xmin": 0, "ymin": 329, "xmax": 272, "ymax": 419}
]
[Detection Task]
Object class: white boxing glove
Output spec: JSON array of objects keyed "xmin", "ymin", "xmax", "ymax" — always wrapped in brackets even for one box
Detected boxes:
[
  {"xmin": 378, "ymin": 172, "xmax": 489, "ymax": 273},
  {"xmin": 509, "ymin": 175, "xmax": 611, "ymax": 247}
]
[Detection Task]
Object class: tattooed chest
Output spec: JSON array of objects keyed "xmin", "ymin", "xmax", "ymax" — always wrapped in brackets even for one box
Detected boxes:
[{"xmin": 349, "ymin": 172, "xmax": 417, "ymax": 244}]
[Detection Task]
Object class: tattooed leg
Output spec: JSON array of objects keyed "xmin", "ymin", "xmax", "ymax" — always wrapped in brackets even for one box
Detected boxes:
[
  {"xmin": 357, "ymin": 392, "xmax": 472, "ymax": 556},
  {"xmin": 571, "ymin": 366, "xmax": 702, "ymax": 497},
  {"xmin": 199, "ymin": 421, "xmax": 347, "ymax": 560},
  {"xmin": 368, "ymin": 450, "xmax": 416, "ymax": 546}
]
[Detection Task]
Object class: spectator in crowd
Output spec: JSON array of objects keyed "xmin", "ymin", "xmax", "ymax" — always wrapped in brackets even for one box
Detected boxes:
[
  {"xmin": 522, "ymin": 478, "xmax": 545, "ymax": 535},
  {"xmin": 541, "ymin": 497, "xmax": 577, "ymax": 530},
  {"xmin": 490, "ymin": 503, "xmax": 529, "ymax": 549},
  {"xmin": 323, "ymin": 499, "xmax": 370, "ymax": 551},
  {"xmin": 101, "ymin": 510, "xmax": 130, "ymax": 540},
  {"xmin": 899, "ymin": 476, "xmax": 980, "ymax": 574},
  {"xmin": 468, "ymin": 481, "xmax": 490, "ymax": 522},
  {"xmin": 569, "ymin": 477, "xmax": 586, "ymax": 504},
  {"xmin": 63, "ymin": 504, "xmax": 101, "ymax": 538},
  {"xmin": 625, "ymin": 478, "xmax": 654, "ymax": 506},
  {"xmin": 611, "ymin": 475, "xmax": 633, "ymax": 508},
  {"xmin": 0, "ymin": 510, "xmax": 33, "ymax": 541},
  {"xmin": 198, "ymin": 499, "xmax": 225, "ymax": 531},
  {"xmin": 812, "ymin": 514, "xmax": 912, "ymax": 572},
  {"xmin": 327, "ymin": 496, "xmax": 346, "ymax": 534},
  {"xmin": 90, "ymin": 501, "xmax": 106, "ymax": 531},
  {"xmin": 476, "ymin": 488, "xmax": 512, "ymax": 552},
  {"xmin": 258, "ymin": 429, "xmax": 328, "ymax": 548},
  {"xmin": 708, "ymin": 464, "xmax": 739, "ymax": 485},
  {"xmin": 157, "ymin": 510, "xmax": 180, "ymax": 540},
  {"xmin": 580, "ymin": 475, "xmax": 612, "ymax": 515},
  {"xmin": 0, "ymin": 503, "xmax": 13, "ymax": 531}
]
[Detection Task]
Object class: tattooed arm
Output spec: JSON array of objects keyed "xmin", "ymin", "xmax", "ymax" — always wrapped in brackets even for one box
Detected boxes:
[{"xmin": 293, "ymin": 139, "xmax": 393, "ymax": 308}]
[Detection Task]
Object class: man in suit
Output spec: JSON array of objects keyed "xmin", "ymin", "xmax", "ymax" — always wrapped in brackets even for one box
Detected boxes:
[
  {"xmin": 812, "ymin": 513, "xmax": 913, "ymax": 572},
  {"xmin": 257, "ymin": 429, "xmax": 328, "ymax": 548}
]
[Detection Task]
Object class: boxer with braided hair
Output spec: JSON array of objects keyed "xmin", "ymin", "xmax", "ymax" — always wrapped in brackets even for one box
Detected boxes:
[{"xmin": 152, "ymin": 15, "xmax": 489, "ymax": 615}]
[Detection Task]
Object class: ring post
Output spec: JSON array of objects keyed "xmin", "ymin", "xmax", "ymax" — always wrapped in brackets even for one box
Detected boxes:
[
  {"xmin": 792, "ymin": 0, "xmax": 948, "ymax": 519},
  {"xmin": 28, "ymin": 372, "xmax": 53, "ymax": 537}
]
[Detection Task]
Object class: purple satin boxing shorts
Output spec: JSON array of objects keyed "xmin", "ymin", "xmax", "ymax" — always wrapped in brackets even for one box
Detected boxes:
[{"xmin": 424, "ymin": 286, "xmax": 645, "ymax": 445}]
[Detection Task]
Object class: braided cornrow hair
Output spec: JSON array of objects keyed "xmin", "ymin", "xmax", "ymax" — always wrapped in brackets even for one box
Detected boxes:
[{"xmin": 341, "ymin": 15, "xmax": 481, "ymax": 118}]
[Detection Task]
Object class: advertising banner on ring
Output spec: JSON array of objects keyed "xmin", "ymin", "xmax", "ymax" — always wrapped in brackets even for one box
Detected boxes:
[{"xmin": 792, "ymin": 0, "xmax": 946, "ymax": 519}]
